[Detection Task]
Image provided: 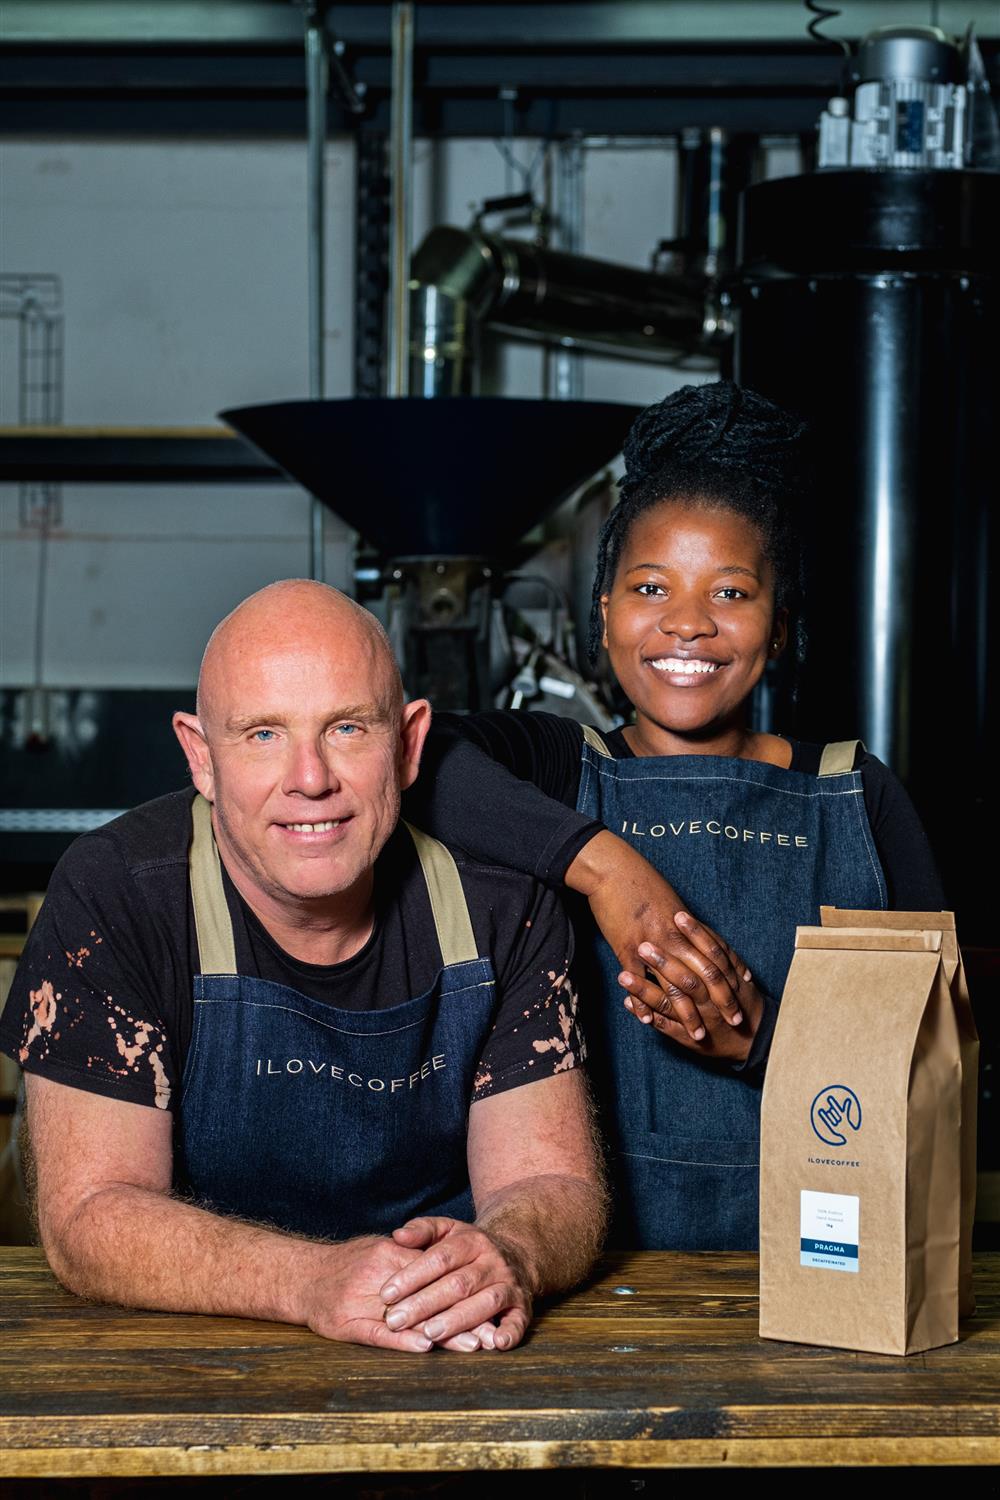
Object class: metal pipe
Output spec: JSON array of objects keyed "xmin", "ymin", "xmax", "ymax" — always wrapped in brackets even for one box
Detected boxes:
[
  {"xmin": 860, "ymin": 307, "xmax": 915, "ymax": 772},
  {"xmin": 411, "ymin": 282, "xmax": 477, "ymax": 396},
  {"xmin": 671, "ymin": 126, "xmax": 756, "ymax": 281},
  {"xmin": 550, "ymin": 138, "xmax": 585, "ymax": 400},
  {"xmin": 409, "ymin": 225, "xmax": 708, "ymax": 394},
  {"xmin": 305, "ymin": 3, "xmax": 328, "ymax": 578},
  {"xmin": 704, "ymin": 127, "xmax": 726, "ymax": 279},
  {"xmin": 408, "ymin": 133, "xmax": 756, "ymax": 390},
  {"xmin": 388, "ymin": 1, "xmax": 414, "ymax": 397}
]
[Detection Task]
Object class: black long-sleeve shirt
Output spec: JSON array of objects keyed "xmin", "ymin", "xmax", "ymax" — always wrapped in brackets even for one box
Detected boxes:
[{"xmin": 406, "ymin": 711, "xmax": 945, "ymax": 911}]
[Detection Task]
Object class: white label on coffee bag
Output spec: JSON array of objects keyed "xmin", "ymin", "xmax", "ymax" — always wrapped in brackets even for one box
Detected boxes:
[{"xmin": 800, "ymin": 1189, "xmax": 859, "ymax": 1272}]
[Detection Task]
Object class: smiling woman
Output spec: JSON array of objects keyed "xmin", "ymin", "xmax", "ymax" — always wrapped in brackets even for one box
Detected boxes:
[
  {"xmin": 600, "ymin": 504, "xmax": 788, "ymax": 759},
  {"xmin": 590, "ymin": 380, "xmax": 801, "ymax": 766},
  {"xmin": 406, "ymin": 380, "xmax": 945, "ymax": 1251}
]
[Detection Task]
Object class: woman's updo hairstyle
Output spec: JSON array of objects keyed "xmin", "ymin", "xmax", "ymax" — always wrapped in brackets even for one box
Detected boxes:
[{"xmin": 589, "ymin": 380, "xmax": 808, "ymax": 662}]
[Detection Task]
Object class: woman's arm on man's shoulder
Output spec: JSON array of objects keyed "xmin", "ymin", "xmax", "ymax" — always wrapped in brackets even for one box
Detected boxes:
[{"xmin": 404, "ymin": 711, "xmax": 603, "ymax": 881}]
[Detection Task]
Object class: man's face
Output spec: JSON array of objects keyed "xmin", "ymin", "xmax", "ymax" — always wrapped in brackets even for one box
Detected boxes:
[{"xmin": 179, "ymin": 622, "xmax": 427, "ymax": 915}]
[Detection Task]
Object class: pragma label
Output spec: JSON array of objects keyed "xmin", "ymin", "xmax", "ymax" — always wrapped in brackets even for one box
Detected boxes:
[{"xmin": 800, "ymin": 1189, "xmax": 859, "ymax": 1273}]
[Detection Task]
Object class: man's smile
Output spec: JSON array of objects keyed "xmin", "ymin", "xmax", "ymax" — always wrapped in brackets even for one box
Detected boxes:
[
  {"xmin": 285, "ymin": 819, "xmax": 341, "ymax": 831},
  {"xmin": 275, "ymin": 817, "xmax": 352, "ymax": 842}
]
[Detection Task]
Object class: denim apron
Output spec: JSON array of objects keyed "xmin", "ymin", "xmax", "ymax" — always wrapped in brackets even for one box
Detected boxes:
[
  {"xmin": 176, "ymin": 794, "xmax": 497, "ymax": 1239},
  {"xmin": 576, "ymin": 731, "xmax": 886, "ymax": 1250}
]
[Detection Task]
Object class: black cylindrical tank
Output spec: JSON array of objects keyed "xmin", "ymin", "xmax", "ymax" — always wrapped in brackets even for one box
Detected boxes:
[{"xmin": 735, "ymin": 168, "xmax": 999, "ymax": 940}]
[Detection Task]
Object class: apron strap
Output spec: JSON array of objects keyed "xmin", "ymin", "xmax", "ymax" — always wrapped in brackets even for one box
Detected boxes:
[
  {"xmin": 189, "ymin": 793, "xmax": 238, "ymax": 975},
  {"xmin": 581, "ymin": 724, "xmax": 613, "ymax": 759},
  {"xmin": 818, "ymin": 739, "xmax": 862, "ymax": 777},
  {"xmin": 403, "ymin": 822, "xmax": 480, "ymax": 967}
]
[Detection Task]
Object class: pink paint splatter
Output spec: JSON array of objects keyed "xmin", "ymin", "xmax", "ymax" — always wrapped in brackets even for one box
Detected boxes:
[
  {"xmin": 19, "ymin": 979, "xmax": 60, "ymax": 1063},
  {"xmin": 148, "ymin": 1047, "xmax": 171, "ymax": 1111},
  {"xmin": 93, "ymin": 1004, "xmax": 172, "ymax": 1109},
  {"xmin": 20, "ymin": 971, "xmax": 173, "ymax": 1110},
  {"xmin": 530, "ymin": 979, "xmax": 582, "ymax": 1074},
  {"xmin": 114, "ymin": 1021, "xmax": 159, "ymax": 1068}
]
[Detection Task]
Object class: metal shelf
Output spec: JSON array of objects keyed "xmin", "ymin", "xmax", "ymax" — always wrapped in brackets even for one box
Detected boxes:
[{"xmin": 0, "ymin": 426, "xmax": 283, "ymax": 483}]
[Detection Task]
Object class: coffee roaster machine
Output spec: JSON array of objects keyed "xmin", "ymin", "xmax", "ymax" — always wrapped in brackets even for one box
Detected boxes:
[{"xmin": 227, "ymin": 21, "xmax": 999, "ymax": 941}]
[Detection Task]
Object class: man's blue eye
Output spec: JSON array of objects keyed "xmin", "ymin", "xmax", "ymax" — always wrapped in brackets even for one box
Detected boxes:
[
  {"xmin": 253, "ymin": 730, "xmax": 275, "ymax": 742},
  {"xmin": 335, "ymin": 723, "xmax": 359, "ymax": 736}
]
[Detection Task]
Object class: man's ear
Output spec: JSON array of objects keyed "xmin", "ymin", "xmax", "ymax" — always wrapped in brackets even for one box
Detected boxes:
[
  {"xmin": 397, "ymin": 698, "xmax": 432, "ymax": 792},
  {"xmin": 769, "ymin": 607, "xmax": 789, "ymax": 659},
  {"xmin": 172, "ymin": 712, "xmax": 215, "ymax": 801}
]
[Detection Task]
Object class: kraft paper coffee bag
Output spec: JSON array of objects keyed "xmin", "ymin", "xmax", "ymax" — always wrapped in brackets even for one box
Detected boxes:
[
  {"xmin": 819, "ymin": 907, "xmax": 978, "ymax": 1318},
  {"xmin": 759, "ymin": 924, "xmax": 963, "ymax": 1355}
]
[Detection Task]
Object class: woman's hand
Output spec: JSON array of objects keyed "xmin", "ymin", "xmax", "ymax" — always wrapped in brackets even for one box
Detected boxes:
[
  {"xmin": 565, "ymin": 830, "xmax": 746, "ymax": 1041},
  {"xmin": 621, "ymin": 910, "xmax": 765, "ymax": 1063}
]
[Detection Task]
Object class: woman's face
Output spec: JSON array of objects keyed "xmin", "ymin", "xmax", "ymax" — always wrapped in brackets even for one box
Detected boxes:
[{"xmin": 601, "ymin": 499, "xmax": 785, "ymax": 754}]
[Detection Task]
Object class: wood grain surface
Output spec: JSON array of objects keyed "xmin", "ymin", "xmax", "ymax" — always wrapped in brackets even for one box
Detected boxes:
[{"xmin": 2, "ymin": 1250, "xmax": 998, "ymax": 1476}]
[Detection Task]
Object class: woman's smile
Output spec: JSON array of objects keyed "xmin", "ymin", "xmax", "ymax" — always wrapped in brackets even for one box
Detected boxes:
[{"xmin": 644, "ymin": 654, "xmax": 727, "ymax": 682}]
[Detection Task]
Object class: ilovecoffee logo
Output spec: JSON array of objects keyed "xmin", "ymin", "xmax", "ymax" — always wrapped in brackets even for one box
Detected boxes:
[{"xmin": 810, "ymin": 1085, "xmax": 863, "ymax": 1147}]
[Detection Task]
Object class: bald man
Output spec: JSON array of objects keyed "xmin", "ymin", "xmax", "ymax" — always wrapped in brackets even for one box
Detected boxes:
[{"xmin": 2, "ymin": 581, "xmax": 605, "ymax": 1353}]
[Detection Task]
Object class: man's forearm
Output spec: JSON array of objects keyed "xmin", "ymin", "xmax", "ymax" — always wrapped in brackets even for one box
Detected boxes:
[
  {"xmin": 45, "ymin": 1182, "xmax": 330, "ymax": 1324},
  {"xmin": 474, "ymin": 1172, "xmax": 608, "ymax": 1296},
  {"xmin": 38, "ymin": 1173, "xmax": 438, "ymax": 1352}
]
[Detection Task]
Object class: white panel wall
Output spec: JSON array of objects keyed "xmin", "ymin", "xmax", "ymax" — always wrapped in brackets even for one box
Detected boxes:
[
  {"xmin": 1, "ymin": 138, "xmax": 357, "ymax": 688},
  {"xmin": 3, "ymin": 139, "xmax": 357, "ymax": 419}
]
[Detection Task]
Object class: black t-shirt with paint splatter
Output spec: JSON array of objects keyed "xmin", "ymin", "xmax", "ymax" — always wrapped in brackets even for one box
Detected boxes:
[{"xmin": 0, "ymin": 789, "xmax": 583, "ymax": 1113}]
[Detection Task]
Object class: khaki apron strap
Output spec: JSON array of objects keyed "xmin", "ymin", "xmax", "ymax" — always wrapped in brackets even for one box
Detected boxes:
[
  {"xmin": 189, "ymin": 794, "xmax": 238, "ymax": 976},
  {"xmin": 818, "ymin": 739, "xmax": 862, "ymax": 777},
  {"xmin": 581, "ymin": 724, "xmax": 613, "ymax": 759},
  {"xmin": 403, "ymin": 822, "xmax": 479, "ymax": 968}
]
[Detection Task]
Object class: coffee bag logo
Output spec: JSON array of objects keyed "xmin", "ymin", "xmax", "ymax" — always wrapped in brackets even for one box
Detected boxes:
[{"xmin": 810, "ymin": 1085, "xmax": 862, "ymax": 1147}]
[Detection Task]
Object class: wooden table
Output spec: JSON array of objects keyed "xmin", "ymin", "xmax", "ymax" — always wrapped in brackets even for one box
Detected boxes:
[{"xmin": 2, "ymin": 1250, "xmax": 998, "ymax": 1477}]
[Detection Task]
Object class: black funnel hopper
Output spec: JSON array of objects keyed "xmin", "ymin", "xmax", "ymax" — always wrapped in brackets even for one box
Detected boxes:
[{"xmin": 221, "ymin": 397, "xmax": 639, "ymax": 557}]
